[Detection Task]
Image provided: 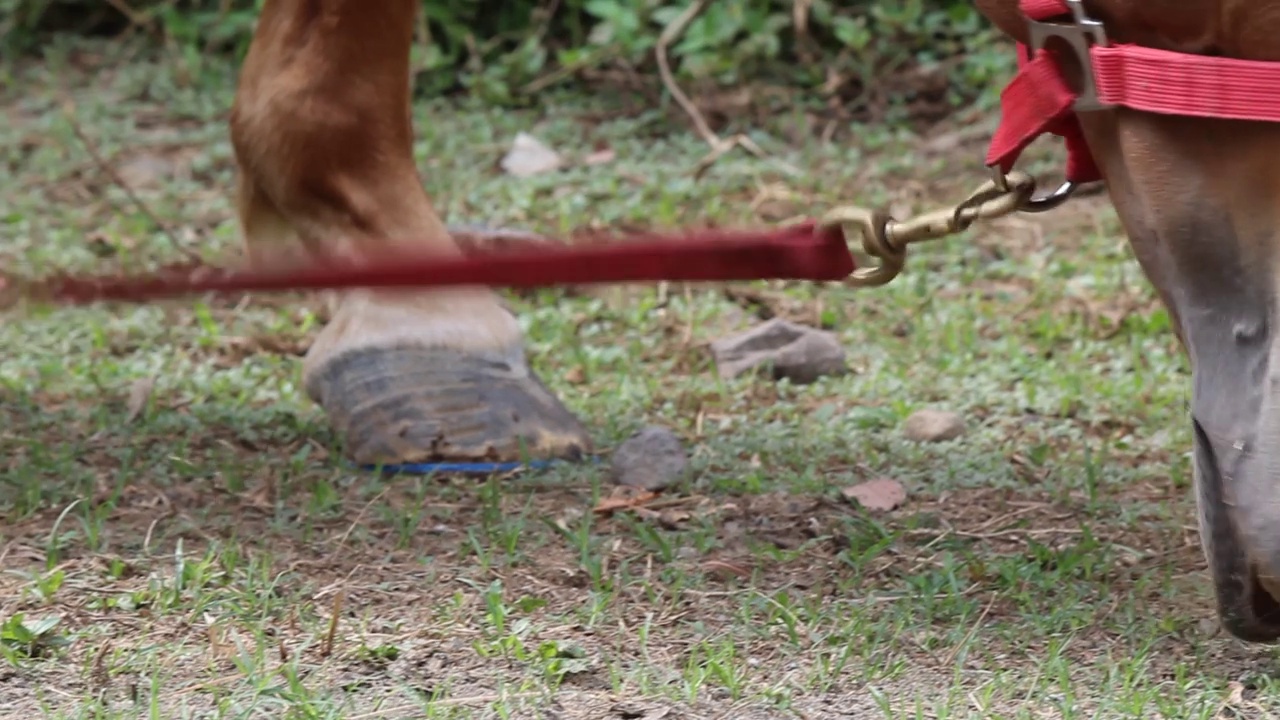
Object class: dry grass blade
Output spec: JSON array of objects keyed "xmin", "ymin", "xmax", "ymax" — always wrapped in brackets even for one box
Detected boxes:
[
  {"xmin": 58, "ymin": 98, "xmax": 202, "ymax": 264},
  {"xmin": 321, "ymin": 588, "xmax": 344, "ymax": 658},
  {"xmin": 593, "ymin": 489, "xmax": 660, "ymax": 515}
]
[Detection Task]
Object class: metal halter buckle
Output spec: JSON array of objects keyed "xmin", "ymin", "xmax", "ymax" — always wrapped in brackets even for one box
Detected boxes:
[{"xmin": 1026, "ymin": 0, "xmax": 1112, "ymax": 113}]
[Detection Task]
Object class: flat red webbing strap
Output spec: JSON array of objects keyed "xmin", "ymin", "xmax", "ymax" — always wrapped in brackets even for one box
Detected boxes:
[
  {"xmin": 1019, "ymin": 0, "xmax": 1067, "ymax": 16},
  {"xmin": 4, "ymin": 222, "xmax": 855, "ymax": 307},
  {"xmin": 1093, "ymin": 44, "xmax": 1280, "ymax": 122},
  {"xmin": 984, "ymin": 50, "xmax": 1096, "ymax": 181}
]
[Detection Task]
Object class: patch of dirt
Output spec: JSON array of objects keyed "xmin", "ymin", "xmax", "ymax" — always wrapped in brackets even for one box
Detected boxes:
[{"xmin": 0, "ymin": 423, "xmax": 1263, "ymax": 718}]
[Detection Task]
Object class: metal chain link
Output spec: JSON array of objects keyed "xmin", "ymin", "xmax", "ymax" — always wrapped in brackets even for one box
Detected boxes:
[{"xmin": 818, "ymin": 170, "xmax": 1039, "ymax": 288}]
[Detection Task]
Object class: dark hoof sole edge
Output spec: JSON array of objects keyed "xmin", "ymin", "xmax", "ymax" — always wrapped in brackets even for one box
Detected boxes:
[{"xmin": 355, "ymin": 456, "xmax": 603, "ymax": 477}]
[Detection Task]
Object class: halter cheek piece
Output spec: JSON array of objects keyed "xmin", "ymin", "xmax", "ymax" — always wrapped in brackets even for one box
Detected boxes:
[{"xmin": 987, "ymin": 0, "xmax": 1280, "ymax": 211}]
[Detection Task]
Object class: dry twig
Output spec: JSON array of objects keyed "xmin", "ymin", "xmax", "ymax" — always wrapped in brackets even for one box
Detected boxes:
[
  {"xmin": 654, "ymin": 0, "xmax": 799, "ymax": 179},
  {"xmin": 59, "ymin": 98, "xmax": 202, "ymax": 264}
]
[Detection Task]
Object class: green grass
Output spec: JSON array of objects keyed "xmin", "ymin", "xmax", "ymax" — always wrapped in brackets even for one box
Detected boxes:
[{"xmin": 3, "ymin": 37, "xmax": 1279, "ymax": 720}]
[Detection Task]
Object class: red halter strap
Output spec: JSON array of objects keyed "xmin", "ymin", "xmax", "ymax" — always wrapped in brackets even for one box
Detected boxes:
[{"xmin": 986, "ymin": 0, "xmax": 1280, "ymax": 186}]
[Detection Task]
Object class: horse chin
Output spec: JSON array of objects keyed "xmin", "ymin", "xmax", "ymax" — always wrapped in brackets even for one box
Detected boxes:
[{"xmin": 1184, "ymin": 286, "xmax": 1280, "ymax": 642}]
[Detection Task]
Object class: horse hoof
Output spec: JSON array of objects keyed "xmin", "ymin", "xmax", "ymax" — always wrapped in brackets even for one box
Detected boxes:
[{"xmin": 305, "ymin": 344, "xmax": 592, "ymax": 468}]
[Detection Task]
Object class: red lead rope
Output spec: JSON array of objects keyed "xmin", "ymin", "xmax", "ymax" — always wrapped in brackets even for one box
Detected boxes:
[
  {"xmin": 4, "ymin": 222, "xmax": 855, "ymax": 307},
  {"xmin": 14, "ymin": 0, "xmax": 1280, "ymax": 308}
]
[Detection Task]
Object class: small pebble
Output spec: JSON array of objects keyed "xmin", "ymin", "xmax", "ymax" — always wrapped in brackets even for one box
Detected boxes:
[
  {"xmin": 903, "ymin": 409, "xmax": 966, "ymax": 442},
  {"xmin": 841, "ymin": 477, "xmax": 908, "ymax": 512},
  {"xmin": 611, "ymin": 425, "xmax": 688, "ymax": 491}
]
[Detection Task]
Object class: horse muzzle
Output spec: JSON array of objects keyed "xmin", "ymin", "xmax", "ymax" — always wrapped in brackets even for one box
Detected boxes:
[{"xmin": 1190, "ymin": 317, "xmax": 1280, "ymax": 641}]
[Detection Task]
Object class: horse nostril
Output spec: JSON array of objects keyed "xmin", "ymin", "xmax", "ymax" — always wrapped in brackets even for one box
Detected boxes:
[{"xmin": 1233, "ymin": 318, "xmax": 1265, "ymax": 344}]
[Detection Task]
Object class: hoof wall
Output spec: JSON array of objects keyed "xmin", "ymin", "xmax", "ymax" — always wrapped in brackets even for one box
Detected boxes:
[{"xmin": 307, "ymin": 345, "xmax": 592, "ymax": 469}]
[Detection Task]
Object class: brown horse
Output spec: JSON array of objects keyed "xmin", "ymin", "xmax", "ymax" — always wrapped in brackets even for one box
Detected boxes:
[{"xmin": 228, "ymin": 0, "xmax": 1280, "ymax": 642}]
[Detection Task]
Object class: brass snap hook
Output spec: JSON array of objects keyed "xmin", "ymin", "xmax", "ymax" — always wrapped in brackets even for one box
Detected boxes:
[
  {"xmin": 820, "ymin": 169, "xmax": 1045, "ymax": 289},
  {"xmin": 817, "ymin": 206, "xmax": 903, "ymax": 288}
]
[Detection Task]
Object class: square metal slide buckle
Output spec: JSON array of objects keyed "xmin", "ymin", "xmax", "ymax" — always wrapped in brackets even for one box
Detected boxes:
[{"xmin": 1026, "ymin": 0, "xmax": 1112, "ymax": 112}]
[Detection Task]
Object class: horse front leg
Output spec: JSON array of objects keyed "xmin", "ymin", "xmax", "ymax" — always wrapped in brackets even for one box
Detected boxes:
[{"xmin": 227, "ymin": 0, "xmax": 591, "ymax": 467}]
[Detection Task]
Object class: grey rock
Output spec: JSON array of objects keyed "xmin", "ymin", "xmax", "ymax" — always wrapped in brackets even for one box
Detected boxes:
[
  {"xmin": 709, "ymin": 318, "xmax": 846, "ymax": 384},
  {"xmin": 903, "ymin": 409, "xmax": 966, "ymax": 442},
  {"xmin": 611, "ymin": 425, "xmax": 688, "ymax": 491},
  {"xmin": 500, "ymin": 131, "xmax": 563, "ymax": 177}
]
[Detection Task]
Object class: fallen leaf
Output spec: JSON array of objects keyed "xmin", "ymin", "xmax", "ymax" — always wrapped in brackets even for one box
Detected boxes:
[
  {"xmin": 582, "ymin": 147, "xmax": 616, "ymax": 166},
  {"xmin": 500, "ymin": 132, "xmax": 563, "ymax": 177},
  {"xmin": 702, "ymin": 560, "xmax": 751, "ymax": 580},
  {"xmin": 592, "ymin": 487, "xmax": 658, "ymax": 515},
  {"xmin": 841, "ymin": 478, "xmax": 907, "ymax": 512},
  {"xmin": 611, "ymin": 425, "xmax": 688, "ymax": 491},
  {"xmin": 125, "ymin": 377, "xmax": 156, "ymax": 422},
  {"xmin": 632, "ymin": 507, "xmax": 691, "ymax": 529}
]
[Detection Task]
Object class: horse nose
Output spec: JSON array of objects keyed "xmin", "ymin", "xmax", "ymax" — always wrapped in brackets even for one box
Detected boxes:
[
  {"xmin": 1224, "ymin": 447, "xmax": 1280, "ymax": 640},
  {"xmin": 1190, "ymin": 415, "xmax": 1280, "ymax": 641}
]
